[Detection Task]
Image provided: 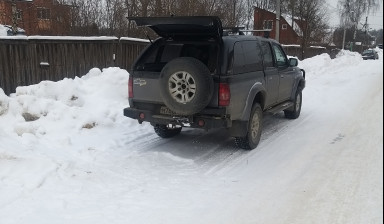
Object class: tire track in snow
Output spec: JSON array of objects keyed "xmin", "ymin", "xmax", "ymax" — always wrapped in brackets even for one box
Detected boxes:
[{"xmin": 117, "ymin": 110, "xmax": 314, "ymax": 177}]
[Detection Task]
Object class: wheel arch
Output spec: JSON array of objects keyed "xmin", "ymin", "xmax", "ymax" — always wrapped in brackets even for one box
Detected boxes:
[
  {"xmin": 290, "ymin": 76, "xmax": 305, "ymax": 100},
  {"xmin": 240, "ymin": 83, "xmax": 266, "ymax": 121},
  {"xmin": 229, "ymin": 83, "xmax": 265, "ymax": 138}
]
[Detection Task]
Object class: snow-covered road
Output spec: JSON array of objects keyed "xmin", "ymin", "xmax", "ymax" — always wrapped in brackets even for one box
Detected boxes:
[{"xmin": 0, "ymin": 50, "xmax": 382, "ymax": 224}]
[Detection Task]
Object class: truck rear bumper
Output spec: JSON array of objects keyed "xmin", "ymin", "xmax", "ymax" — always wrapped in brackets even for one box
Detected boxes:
[{"xmin": 124, "ymin": 107, "xmax": 231, "ymax": 129}]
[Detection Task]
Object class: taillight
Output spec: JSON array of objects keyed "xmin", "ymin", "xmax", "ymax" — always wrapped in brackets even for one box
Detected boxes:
[
  {"xmin": 219, "ymin": 83, "xmax": 230, "ymax": 106},
  {"xmin": 128, "ymin": 76, "xmax": 133, "ymax": 98}
]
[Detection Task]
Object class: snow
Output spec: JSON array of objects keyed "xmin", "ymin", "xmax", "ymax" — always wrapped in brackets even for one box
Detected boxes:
[
  {"xmin": 0, "ymin": 48, "xmax": 383, "ymax": 224},
  {"xmin": 0, "ymin": 36, "xmax": 28, "ymax": 40},
  {"xmin": 282, "ymin": 44, "xmax": 300, "ymax": 47},
  {"xmin": 0, "ymin": 34, "xmax": 148, "ymax": 41},
  {"xmin": 120, "ymin": 37, "xmax": 150, "ymax": 43},
  {"xmin": 309, "ymin": 46, "xmax": 326, "ymax": 49},
  {"xmin": 27, "ymin": 36, "xmax": 119, "ymax": 41},
  {"xmin": 0, "ymin": 24, "xmax": 26, "ymax": 37},
  {"xmin": 0, "ymin": 24, "xmax": 7, "ymax": 36}
]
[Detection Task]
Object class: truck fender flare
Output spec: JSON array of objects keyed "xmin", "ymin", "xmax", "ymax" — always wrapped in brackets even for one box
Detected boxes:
[
  {"xmin": 240, "ymin": 82, "xmax": 266, "ymax": 121},
  {"xmin": 290, "ymin": 76, "xmax": 305, "ymax": 100}
]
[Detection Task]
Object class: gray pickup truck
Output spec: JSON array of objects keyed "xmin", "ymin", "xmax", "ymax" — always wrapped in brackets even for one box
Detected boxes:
[{"xmin": 124, "ymin": 16, "xmax": 306, "ymax": 149}]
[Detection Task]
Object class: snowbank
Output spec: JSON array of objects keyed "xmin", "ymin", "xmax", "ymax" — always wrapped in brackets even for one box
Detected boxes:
[
  {"xmin": 0, "ymin": 88, "xmax": 9, "ymax": 115},
  {"xmin": 0, "ymin": 24, "xmax": 7, "ymax": 36},
  {"xmin": 0, "ymin": 67, "xmax": 129, "ymax": 137}
]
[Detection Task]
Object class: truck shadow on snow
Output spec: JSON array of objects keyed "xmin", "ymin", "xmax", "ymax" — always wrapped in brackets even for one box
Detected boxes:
[{"xmin": 132, "ymin": 112, "xmax": 292, "ymax": 168}]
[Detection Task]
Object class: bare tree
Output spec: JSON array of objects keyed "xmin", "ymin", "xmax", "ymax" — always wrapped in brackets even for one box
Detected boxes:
[
  {"xmin": 338, "ymin": 0, "xmax": 380, "ymax": 27},
  {"xmin": 281, "ymin": 0, "xmax": 298, "ymax": 27},
  {"xmin": 68, "ymin": 0, "xmax": 104, "ymax": 35},
  {"xmin": 253, "ymin": 0, "xmax": 275, "ymax": 11},
  {"xmin": 337, "ymin": 0, "xmax": 380, "ymax": 49},
  {"xmin": 66, "ymin": 0, "xmax": 250, "ymax": 37},
  {"xmin": 295, "ymin": 0, "xmax": 329, "ymax": 58}
]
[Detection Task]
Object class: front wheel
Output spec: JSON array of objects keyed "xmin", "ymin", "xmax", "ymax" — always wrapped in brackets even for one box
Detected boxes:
[
  {"xmin": 284, "ymin": 90, "xmax": 302, "ymax": 119},
  {"xmin": 235, "ymin": 103, "xmax": 263, "ymax": 150},
  {"xmin": 154, "ymin": 124, "xmax": 182, "ymax": 138}
]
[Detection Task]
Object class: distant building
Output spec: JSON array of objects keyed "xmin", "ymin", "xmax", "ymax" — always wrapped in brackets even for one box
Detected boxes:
[
  {"xmin": 0, "ymin": 0, "xmax": 72, "ymax": 35},
  {"xmin": 253, "ymin": 7, "xmax": 305, "ymax": 45}
]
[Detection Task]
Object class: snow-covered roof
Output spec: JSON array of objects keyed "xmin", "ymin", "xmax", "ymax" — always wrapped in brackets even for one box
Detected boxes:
[
  {"xmin": 281, "ymin": 14, "xmax": 303, "ymax": 37},
  {"xmin": 253, "ymin": 7, "xmax": 304, "ymax": 37}
]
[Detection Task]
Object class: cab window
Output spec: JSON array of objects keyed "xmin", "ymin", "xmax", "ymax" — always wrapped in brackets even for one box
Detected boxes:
[{"xmin": 272, "ymin": 44, "xmax": 288, "ymax": 67}]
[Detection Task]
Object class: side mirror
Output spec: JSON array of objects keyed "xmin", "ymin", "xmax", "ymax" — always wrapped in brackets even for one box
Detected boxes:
[{"xmin": 289, "ymin": 58, "xmax": 298, "ymax": 67}]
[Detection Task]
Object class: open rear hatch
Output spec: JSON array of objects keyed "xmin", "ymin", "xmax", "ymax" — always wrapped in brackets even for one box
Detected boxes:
[{"xmin": 128, "ymin": 16, "xmax": 223, "ymax": 40}]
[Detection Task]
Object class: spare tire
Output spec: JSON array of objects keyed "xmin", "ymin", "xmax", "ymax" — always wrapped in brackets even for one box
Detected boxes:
[{"xmin": 159, "ymin": 57, "xmax": 214, "ymax": 115}]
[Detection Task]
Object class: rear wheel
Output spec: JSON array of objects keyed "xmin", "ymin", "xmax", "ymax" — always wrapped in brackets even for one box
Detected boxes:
[
  {"xmin": 235, "ymin": 103, "xmax": 263, "ymax": 150},
  {"xmin": 154, "ymin": 124, "xmax": 182, "ymax": 138}
]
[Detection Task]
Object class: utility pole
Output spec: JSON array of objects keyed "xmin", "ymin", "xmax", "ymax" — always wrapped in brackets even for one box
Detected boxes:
[
  {"xmin": 361, "ymin": 16, "xmax": 368, "ymax": 52},
  {"xmin": 341, "ymin": 0, "xmax": 350, "ymax": 50},
  {"xmin": 351, "ymin": 11, "xmax": 357, "ymax": 51},
  {"xmin": 233, "ymin": 0, "xmax": 236, "ymax": 27},
  {"xmin": 276, "ymin": 0, "xmax": 280, "ymax": 41}
]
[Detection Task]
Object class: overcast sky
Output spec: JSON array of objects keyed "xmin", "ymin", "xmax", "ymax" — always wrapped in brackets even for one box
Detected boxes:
[{"xmin": 326, "ymin": 0, "xmax": 384, "ymax": 30}]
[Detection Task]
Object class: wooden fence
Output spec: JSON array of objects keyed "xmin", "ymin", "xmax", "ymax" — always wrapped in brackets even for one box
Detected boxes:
[
  {"xmin": 1, "ymin": 36, "xmax": 336, "ymax": 95},
  {"xmin": 282, "ymin": 45, "xmax": 332, "ymax": 60},
  {"xmin": 0, "ymin": 36, "xmax": 149, "ymax": 95}
]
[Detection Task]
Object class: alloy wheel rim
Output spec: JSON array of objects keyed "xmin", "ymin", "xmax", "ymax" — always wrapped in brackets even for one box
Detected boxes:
[
  {"xmin": 251, "ymin": 112, "xmax": 260, "ymax": 140},
  {"xmin": 168, "ymin": 71, "xmax": 196, "ymax": 103},
  {"xmin": 295, "ymin": 94, "xmax": 301, "ymax": 111}
]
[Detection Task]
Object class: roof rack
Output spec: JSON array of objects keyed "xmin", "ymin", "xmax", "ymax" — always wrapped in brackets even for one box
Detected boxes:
[
  {"xmin": 240, "ymin": 29, "xmax": 272, "ymax": 38},
  {"xmin": 222, "ymin": 28, "xmax": 272, "ymax": 38},
  {"xmin": 223, "ymin": 27, "xmax": 246, "ymax": 36}
]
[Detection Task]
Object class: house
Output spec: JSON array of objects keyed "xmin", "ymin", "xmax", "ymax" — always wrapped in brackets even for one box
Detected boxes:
[
  {"xmin": 0, "ymin": 0, "xmax": 72, "ymax": 35},
  {"xmin": 253, "ymin": 7, "xmax": 304, "ymax": 45}
]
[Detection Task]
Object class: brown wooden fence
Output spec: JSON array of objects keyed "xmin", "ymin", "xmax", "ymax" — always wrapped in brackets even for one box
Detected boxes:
[
  {"xmin": 282, "ymin": 45, "xmax": 332, "ymax": 60},
  {"xmin": 1, "ymin": 36, "xmax": 335, "ymax": 95},
  {"xmin": 0, "ymin": 36, "xmax": 149, "ymax": 95}
]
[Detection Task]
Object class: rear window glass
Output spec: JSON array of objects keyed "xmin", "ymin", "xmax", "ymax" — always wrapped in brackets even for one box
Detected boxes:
[
  {"xmin": 233, "ymin": 42, "xmax": 246, "ymax": 74},
  {"xmin": 160, "ymin": 44, "xmax": 183, "ymax": 62},
  {"xmin": 136, "ymin": 41, "xmax": 217, "ymax": 72},
  {"xmin": 233, "ymin": 41, "xmax": 263, "ymax": 74},
  {"xmin": 260, "ymin": 41, "xmax": 274, "ymax": 67}
]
